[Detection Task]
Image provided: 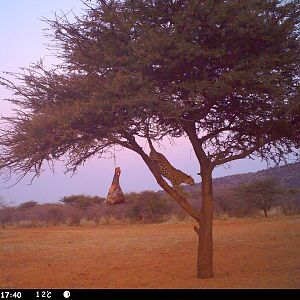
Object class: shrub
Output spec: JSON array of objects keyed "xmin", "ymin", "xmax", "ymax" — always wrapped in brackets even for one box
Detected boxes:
[
  {"xmin": 46, "ymin": 206, "xmax": 67, "ymax": 225},
  {"xmin": 60, "ymin": 194, "xmax": 104, "ymax": 208},
  {"xmin": 126, "ymin": 191, "xmax": 173, "ymax": 223},
  {"xmin": 0, "ymin": 207, "xmax": 16, "ymax": 225},
  {"xmin": 18, "ymin": 201, "xmax": 38, "ymax": 210},
  {"xmin": 277, "ymin": 188, "xmax": 300, "ymax": 215},
  {"xmin": 66, "ymin": 206, "xmax": 84, "ymax": 226}
]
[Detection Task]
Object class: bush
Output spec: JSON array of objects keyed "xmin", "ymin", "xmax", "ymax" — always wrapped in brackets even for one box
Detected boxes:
[
  {"xmin": 5, "ymin": 183, "xmax": 298, "ymax": 227},
  {"xmin": 18, "ymin": 201, "xmax": 38, "ymax": 210},
  {"xmin": 46, "ymin": 206, "xmax": 67, "ymax": 225},
  {"xmin": 126, "ymin": 191, "xmax": 173, "ymax": 223},
  {"xmin": 60, "ymin": 194, "xmax": 104, "ymax": 208},
  {"xmin": 0, "ymin": 207, "xmax": 16, "ymax": 225},
  {"xmin": 66, "ymin": 206, "xmax": 84, "ymax": 226},
  {"xmin": 277, "ymin": 188, "xmax": 300, "ymax": 215}
]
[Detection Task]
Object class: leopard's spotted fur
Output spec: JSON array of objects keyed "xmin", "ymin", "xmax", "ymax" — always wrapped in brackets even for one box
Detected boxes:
[{"xmin": 147, "ymin": 137, "xmax": 195, "ymax": 196}]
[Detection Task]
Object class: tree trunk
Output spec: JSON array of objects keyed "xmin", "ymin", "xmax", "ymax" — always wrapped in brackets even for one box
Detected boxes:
[
  {"xmin": 263, "ymin": 209, "xmax": 268, "ymax": 218},
  {"xmin": 197, "ymin": 169, "xmax": 214, "ymax": 278}
]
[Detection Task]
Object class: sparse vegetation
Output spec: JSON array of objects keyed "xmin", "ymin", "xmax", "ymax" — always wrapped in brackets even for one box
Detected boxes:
[
  {"xmin": 278, "ymin": 187, "xmax": 300, "ymax": 216},
  {"xmin": 18, "ymin": 201, "xmax": 38, "ymax": 210},
  {"xmin": 126, "ymin": 191, "xmax": 176, "ymax": 223},
  {"xmin": 1, "ymin": 166, "xmax": 299, "ymax": 227},
  {"xmin": 60, "ymin": 194, "xmax": 105, "ymax": 208},
  {"xmin": 0, "ymin": 191, "xmax": 181, "ymax": 227}
]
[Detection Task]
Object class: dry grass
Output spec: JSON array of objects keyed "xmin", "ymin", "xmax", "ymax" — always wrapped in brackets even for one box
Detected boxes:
[{"xmin": 0, "ymin": 215, "xmax": 299, "ymax": 288}]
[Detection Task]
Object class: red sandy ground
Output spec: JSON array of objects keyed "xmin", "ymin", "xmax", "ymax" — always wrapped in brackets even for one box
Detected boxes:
[{"xmin": 0, "ymin": 216, "xmax": 299, "ymax": 288}]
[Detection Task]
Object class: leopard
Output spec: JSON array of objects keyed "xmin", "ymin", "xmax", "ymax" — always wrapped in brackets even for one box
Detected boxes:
[{"xmin": 147, "ymin": 136, "xmax": 195, "ymax": 196}]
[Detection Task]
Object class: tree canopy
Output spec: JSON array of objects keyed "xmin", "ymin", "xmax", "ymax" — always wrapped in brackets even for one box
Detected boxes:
[{"xmin": 1, "ymin": 1, "xmax": 299, "ymax": 179}]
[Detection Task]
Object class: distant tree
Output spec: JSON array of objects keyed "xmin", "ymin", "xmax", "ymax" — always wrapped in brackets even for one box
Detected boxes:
[
  {"xmin": 60, "ymin": 194, "xmax": 104, "ymax": 208},
  {"xmin": 214, "ymin": 187, "xmax": 236, "ymax": 215},
  {"xmin": 18, "ymin": 201, "xmax": 38, "ymax": 210},
  {"xmin": 1, "ymin": 0, "xmax": 299, "ymax": 278},
  {"xmin": 238, "ymin": 178, "xmax": 283, "ymax": 217},
  {"xmin": 279, "ymin": 187, "xmax": 300, "ymax": 215},
  {"xmin": 127, "ymin": 190, "xmax": 171, "ymax": 222}
]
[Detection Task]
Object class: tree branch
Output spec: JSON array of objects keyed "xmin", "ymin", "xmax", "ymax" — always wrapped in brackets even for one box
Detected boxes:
[
  {"xmin": 122, "ymin": 132, "xmax": 201, "ymax": 221},
  {"xmin": 181, "ymin": 122, "xmax": 212, "ymax": 173},
  {"xmin": 212, "ymin": 140, "xmax": 269, "ymax": 167}
]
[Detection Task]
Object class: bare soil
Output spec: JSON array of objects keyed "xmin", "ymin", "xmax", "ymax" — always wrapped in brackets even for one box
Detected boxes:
[{"xmin": 0, "ymin": 216, "xmax": 300, "ymax": 288}]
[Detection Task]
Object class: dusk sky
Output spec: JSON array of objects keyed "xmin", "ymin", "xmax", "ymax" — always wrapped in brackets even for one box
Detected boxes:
[{"xmin": 0, "ymin": 1, "xmax": 273, "ymax": 205}]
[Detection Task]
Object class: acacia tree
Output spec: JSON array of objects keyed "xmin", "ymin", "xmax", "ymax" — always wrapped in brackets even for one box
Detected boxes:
[
  {"xmin": 1, "ymin": 0, "xmax": 299, "ymax": 278},
  {"xmin": 238, "ymin": 177, "xmax": 282, "ymax": 217}
]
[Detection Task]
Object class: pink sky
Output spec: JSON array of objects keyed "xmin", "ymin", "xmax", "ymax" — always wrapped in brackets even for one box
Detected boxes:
[{"xmin": 0, "ymin": 1, "xmax": 270, "ymax": 204}]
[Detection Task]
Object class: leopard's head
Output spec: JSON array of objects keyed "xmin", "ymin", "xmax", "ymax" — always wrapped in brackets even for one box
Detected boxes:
[{"xmin": 186, "ymin": 175, "xmax": 195, "ymax": 186}]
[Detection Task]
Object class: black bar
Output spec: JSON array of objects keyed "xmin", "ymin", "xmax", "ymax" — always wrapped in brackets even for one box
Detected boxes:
[{"xmin": 0, "ymin": 289, "xmax": 299, "ymax": 300}]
